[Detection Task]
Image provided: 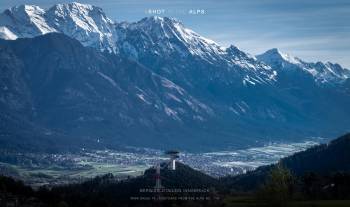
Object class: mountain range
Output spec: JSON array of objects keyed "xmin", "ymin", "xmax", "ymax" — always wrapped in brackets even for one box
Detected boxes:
[{"xmin": 0, "ymin": 2, "xmax": 349, "ymax": 152}]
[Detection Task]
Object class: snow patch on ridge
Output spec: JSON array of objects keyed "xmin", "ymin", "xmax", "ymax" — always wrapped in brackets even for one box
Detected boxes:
[
  {"xmin": 0, "ymin": 26, "xmax": 17, "ymax": 39},
  {"xmin": 97, "ymin": 72, "xmax": 117, "ymax": 87}
]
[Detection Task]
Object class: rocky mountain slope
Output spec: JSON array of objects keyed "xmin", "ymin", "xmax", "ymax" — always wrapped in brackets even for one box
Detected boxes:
[{"xmin": 0, "ymin": 2, "xmax": 349, "ymax": 151}]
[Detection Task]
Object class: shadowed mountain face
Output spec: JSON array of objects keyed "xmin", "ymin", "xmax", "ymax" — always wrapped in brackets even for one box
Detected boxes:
[
  {"xmin": 0, "ymin": 3, "xmax": 350, "ymax": 152},
  {"xmin": 0, "ymin": 33, "xmax": 349, "ymax": 152},
  {"xmin": 0, "ymin": 33, "xmax": 216, "ymax": 151}
]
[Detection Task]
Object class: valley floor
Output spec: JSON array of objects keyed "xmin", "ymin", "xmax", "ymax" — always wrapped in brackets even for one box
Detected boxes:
[{"xmin": 0, "ymin": 138, "xmax": 323, "ymax": 187}]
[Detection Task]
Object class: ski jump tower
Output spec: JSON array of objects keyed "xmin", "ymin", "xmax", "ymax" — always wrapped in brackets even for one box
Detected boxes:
[
  {"xmin": 165, "ymin": 150, "xmax": 180, "ymax": 170},
  {"xmin": 155, "ymin": 163, "xmax": 162, "ymax": 189},
  {"xmin": 154, "ymin": 150, "xmax": 180, "ymax": 189}
]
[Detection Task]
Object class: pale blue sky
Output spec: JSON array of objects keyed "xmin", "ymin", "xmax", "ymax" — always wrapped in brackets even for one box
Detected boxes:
[{"xmin": 1, "ymin": 0, "xmax": 350, "ymax": 68}]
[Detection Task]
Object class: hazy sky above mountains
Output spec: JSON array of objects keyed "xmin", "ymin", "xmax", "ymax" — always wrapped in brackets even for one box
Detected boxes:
[{"xmin": 1, "ymin": 0, "xmax": 350, "ymax": 68}]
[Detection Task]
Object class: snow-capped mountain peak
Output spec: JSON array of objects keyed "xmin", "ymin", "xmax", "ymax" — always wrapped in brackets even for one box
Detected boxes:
[
  {"xmin": 116, "ymin": 15, "xmax": 225, "ymax": 62},
  {"xmin": 16, "ymin": 4, "xmax": 44, "ymax": 16},
  {"xmin": 114, "ymin": 15, "xmax": 276, "ymax": 85},
  {"xmin": 225, "ymin": 45, "xmax": 256, "ymax": 60},
  {"xmin": 46, "ymin": 2, "xmax": 117, "ymax": 52},
  {"xmin": 0, "ymin": 2, "xmax": 117, "ymax": 52},
  {"xmin": 1, "ymin": 2, "xmax": 347, "ymax": 87},
  {"xmin": 47, "ymin": 2, "xmax": 113, "ymax": 29},
  {"xmin": 136, "ymin": 16, "xmax": 218, "ymax": 46},
  {"xmin": 0, "ymin": 4, "xmax": 56, "ymax": 38},
  {"xmin": 309, "ymin": 61, "xmax": 350, "ymax": 82},
  {"xmin": 257, "ymin": 48, "xmax": 350, "ymax": 84},
  {"xmin": 257, "ymin": 48, "xmax": 301, "ymax": 65}
]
